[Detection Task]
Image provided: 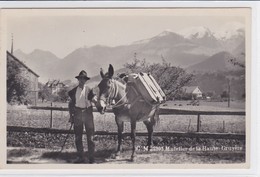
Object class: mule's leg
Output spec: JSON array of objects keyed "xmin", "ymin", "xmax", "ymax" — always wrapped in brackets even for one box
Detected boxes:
[
  {"xmin": 115, "ymin": 117, "xmax": 124, "ymax": 157},
  {"xmin": 130, "ymin": 119, "xmax": 137, "ymax": 161},
  {"xmin": 143, "ymin": 120, "xmax": 154, "ymax": 151}
]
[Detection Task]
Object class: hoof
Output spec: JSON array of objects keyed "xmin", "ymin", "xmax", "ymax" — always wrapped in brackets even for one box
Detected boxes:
[
  {"xmin": 115, "ymin": 151, "xmax": 121, "ymax": 159},
  {"xmin": 73, "ymin": 157, "xmax": 86, "ymax": 164},
  {"xmin": 130, "ymin": 155, "xmax": 136, "ymax": 162},
  {"xmin": 112, "ymin": 153, "xmax": 120, "ymax": 159},
  {"xmin": 111, "ymin": 154, "xmax": 116, "ymax": 159},
  {"xmin": 89, "ymin": 158, "xmax": 95, "ymax": 164},
  {"xmin": 115, "ymin": 155, "xmax": 120, "ymax": 160}
]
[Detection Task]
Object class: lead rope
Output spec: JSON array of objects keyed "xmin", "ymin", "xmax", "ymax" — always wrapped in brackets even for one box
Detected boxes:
[{"xmin": 112, "ymin": 91, "xmax": 128, "ymax": 108}]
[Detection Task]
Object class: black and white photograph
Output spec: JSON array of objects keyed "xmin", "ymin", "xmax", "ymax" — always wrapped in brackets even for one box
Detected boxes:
[{"xmin": 2, "ymin": 8, "xmax": 250, "ymax": 168}]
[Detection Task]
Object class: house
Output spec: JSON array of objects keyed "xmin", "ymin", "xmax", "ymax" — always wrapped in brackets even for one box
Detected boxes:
[
  {"xmin": 45, "ymin": 80, "xmax": 67, "ymax": 95},
  {"xmin": 7, "ymin": 50, "xmax": 39, "ymax": 105},
  {"xmin": 182, "ymin": 86, "xmax": 203, "ymax": 99}
]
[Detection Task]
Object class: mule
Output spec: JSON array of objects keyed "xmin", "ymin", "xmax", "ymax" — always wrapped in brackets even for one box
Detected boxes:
[{"xmin": 94, "ymin": 64, "xmax": 160, "ymax": 161}]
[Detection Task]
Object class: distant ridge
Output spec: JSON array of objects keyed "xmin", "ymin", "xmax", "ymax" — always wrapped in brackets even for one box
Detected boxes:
[
  {"xmin": 13, "ymin": 26, "xmax": 245, "ymax": 83},
  {"xmin": 187, "ymin": 51, "xmax": 241, "ymax": 73}
]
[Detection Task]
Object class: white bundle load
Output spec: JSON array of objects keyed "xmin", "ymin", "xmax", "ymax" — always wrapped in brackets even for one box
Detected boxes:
[{"xmin": 127, "ymin": 72, "xmax": 166, "ymax": 104}]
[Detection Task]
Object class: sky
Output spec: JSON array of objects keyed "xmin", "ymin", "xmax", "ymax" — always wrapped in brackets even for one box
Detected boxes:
[{"xmin": 4, "ymin": 9, "xmax": 248, "ymax": 58}]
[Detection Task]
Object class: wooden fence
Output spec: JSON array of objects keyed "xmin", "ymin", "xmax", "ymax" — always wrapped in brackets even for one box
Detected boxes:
[{"xmin": 7, "ymin": 106, "xmax": 246, "ymax": 140}]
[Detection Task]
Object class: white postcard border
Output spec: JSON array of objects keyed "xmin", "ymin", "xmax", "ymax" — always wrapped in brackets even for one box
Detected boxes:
[{"xmin": 0, "ymin": 1, "xmax": 259, "ymax": 176}]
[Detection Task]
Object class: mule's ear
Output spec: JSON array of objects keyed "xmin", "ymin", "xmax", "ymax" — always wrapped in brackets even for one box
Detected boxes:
[
  {"xmin": 108, "ymin": 64, "xmax": 114, "ymax": 78},
  {"xmin": 100, "ymin": 68, "xmax": 105, "ymax": 79}
]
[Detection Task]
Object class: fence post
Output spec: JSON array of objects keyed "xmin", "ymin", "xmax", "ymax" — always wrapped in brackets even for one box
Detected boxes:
[
  {"xmin": 228, "ymin": 79, "xmax": 231, "ymax": 107},
  {"xmin": 197, "ymin": 114, "xmax": 201, "ymax": 132},
  {"xmin": 223, "ymin": 120, "xmax": 225, "ymax": 133},
  {"xmin": 50, "ymin": 102, "xmax": 53, "ymax": 128}
]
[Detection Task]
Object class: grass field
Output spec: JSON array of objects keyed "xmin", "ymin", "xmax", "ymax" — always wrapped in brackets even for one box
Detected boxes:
[{"xmin": 7, "ymin": 100, "xmax": 245, "ymax": 133}]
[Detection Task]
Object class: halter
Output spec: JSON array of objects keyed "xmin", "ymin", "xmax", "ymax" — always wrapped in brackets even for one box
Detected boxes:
[{"xmin": 100, "ymin": 79, "xmax": 128, "ymax": 109}]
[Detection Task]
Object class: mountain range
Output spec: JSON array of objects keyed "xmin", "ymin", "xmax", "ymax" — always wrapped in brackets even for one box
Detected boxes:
[{"xmin": 13, "ymin": 26, "xmax": 245, "ymax": 83}]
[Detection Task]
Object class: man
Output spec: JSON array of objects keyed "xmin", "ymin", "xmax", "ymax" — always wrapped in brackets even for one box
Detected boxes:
[{"xmin": 68, "ymin": 70, "xmax": 95, "ymax": 163}]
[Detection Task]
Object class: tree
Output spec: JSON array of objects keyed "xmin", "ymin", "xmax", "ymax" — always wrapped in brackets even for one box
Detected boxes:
[
  {"xmin": 7, "ymin": 59, "xmax": 30, "ymax": 104},
  {"xmin": 57, "ymin": 87, "xmax": 69, "ymax": 102},
  {"xmin": 229, "ymin": 54, "xmax": 246, "ymax": 100},
  {"xmin": 38, "ymin": 84, "xmax": 51, "ymax": 102},
  {"xmin": 124, "ymin": 54, "xmax": 194, "ymax": 100}
]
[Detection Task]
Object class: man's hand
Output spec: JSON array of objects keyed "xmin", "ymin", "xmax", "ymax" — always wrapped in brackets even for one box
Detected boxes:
[{"xmin": 69, "ymin": 114, "xmax": 74, "ymax": 123}]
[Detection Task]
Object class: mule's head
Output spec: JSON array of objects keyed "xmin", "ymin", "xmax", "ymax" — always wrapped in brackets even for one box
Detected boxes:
[{"xmin": 96, "ymin": 64, "xmax": 114, "ymax": 114}]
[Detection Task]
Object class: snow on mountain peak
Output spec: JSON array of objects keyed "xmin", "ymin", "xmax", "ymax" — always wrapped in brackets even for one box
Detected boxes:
[
  {"xmin": 132, "ymin": 29, "xmax": 174, "ymax": 45},
  {"xmin": 214, "ymin": 22, "xmax": 245, "ymax": 40},
  {"xmin": 131, "ymin": 23, "xmax": 245, "ymax": 45},
  {"xmin": 132, "ymin": 38, "xmax": 152, "ymax": 45},
  {"xmin": 179, "ymin": 26, "xmax": 214, "ymax": 39},
  {"xmin": 157, "ymin": 29, "xmax": 174, "ymax": 37},
  {"xmin": 216, "ymin": 28, "xmax": 245, "ymax": 40}
]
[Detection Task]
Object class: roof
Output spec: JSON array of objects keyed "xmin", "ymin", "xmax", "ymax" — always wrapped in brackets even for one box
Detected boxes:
[
  {"xmin": 7, "ymin": 51, "xmax": 39, "ymax": 77},
  {"xmin": 182, "ymin": 86, "xmax": 201, "ymax": 93},
  {"xmin": 46, "ymin": 80, "xmax": 66, "ymax": 87}
]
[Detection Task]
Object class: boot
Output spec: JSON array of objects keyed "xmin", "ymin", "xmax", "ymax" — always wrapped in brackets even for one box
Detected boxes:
[
  {"xmin": 89, "ymin": 157, "xmax": 95, "ymax": 164},
  {"xmin": 74, "ymin": 156, "xmax": 85, "ymax": 163}
]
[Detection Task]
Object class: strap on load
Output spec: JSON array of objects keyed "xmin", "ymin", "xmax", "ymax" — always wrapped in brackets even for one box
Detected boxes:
[{"xmin": 127, "ymin": 81, "xmax": 158, "ymax": 107}]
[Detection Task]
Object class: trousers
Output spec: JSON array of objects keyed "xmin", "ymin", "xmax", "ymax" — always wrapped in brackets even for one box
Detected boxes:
[{"xmin": 73, "ymin": 106, "xmax": 95, "ymax": 160}]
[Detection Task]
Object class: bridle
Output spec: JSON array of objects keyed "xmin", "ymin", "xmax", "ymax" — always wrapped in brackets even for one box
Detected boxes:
[{"xmin": 99, "ymin": 79, "xmax": 128, "ymax": 109}]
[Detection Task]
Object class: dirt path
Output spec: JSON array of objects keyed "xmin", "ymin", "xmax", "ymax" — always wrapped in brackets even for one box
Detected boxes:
[{"xmin": 7, "ymin": 147, "xmax": 245, "ymax": 164}]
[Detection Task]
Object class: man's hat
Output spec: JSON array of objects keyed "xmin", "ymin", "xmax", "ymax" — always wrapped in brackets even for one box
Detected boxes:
[{"xmin": 75, "ymin": 70, "xmax": 90, "ymax": 80}]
